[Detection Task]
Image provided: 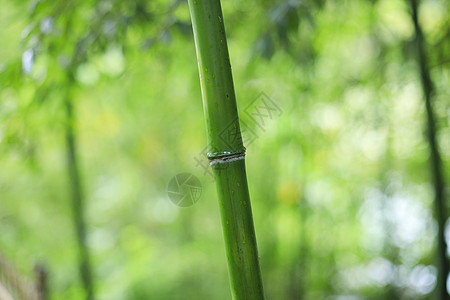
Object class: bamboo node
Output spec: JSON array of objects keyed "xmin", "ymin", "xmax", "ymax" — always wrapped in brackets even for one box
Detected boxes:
[{"xmin": 209, "ymin": 152, "xmax": 245, "ymax": 165}]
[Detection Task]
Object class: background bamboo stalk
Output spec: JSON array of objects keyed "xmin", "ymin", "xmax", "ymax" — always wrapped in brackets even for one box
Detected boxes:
[
  {"xmin": 187, "ymin": 0, "xmax": 265, "ymax": 298},
  {"xmin": 409, "ymin": 0, "xmax": 449, "ymax": 299},
  {"xmin": 64, "ymin": 82, "xmax": 95, "ymax": 300}
]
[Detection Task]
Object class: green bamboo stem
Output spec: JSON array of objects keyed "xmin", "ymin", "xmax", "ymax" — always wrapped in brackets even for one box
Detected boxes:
[
  {"xmin": 187, "ymin": 0, "xmax": 265, "ymax": 298},
  {"xmin": 409, "ymin": 1, "xmax": 449, "ymax": 299},
  {"xmin": 64, "ymin": 82, "xmax": 94, "ymax": 300}
]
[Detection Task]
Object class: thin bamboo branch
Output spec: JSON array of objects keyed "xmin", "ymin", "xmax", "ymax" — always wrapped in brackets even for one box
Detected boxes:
[{"xmin": 187, "ymin": 0, "xmax": 265, "ymax": 298}]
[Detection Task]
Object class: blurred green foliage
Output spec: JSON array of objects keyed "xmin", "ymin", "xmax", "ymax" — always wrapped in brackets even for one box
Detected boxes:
[{"xmin": 0, "ymin": 0, "xmax": 449, "ymax": 299}]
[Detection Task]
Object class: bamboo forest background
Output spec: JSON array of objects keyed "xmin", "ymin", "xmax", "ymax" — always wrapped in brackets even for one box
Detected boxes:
[{"xmin": 1, "ymin": 0, "xmax": 449, "ymax": 299}]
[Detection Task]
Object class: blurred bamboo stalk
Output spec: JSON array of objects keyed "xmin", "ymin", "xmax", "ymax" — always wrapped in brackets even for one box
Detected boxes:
[
  {"xmin": 409, "ymin": 0, "xmax": 449, "ymax": 299},
  {"xmin": 64, "ymin": 82, "xmax": 94, "ymax": 300},
  {"xmin": 187, "ymin": 0, "xmax": 265, "ymax": 298}
]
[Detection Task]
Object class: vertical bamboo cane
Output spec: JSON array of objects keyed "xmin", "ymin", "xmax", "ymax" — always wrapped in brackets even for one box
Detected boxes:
[
  {"xmin": 64, "ymin": 81, "xmax": 94, "ymax": 300},
  {"xmin": 409, "ymin": 1, "xmax": 449, "ymax": 299},
  {"xmin": 187, "ymin": 0, "xmax": 265, "ymax": 298}
]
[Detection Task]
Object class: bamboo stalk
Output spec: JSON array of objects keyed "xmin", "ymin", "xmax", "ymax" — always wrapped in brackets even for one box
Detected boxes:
[
  {"xmin": 409, "ymin": 1, "xmax": 449, "ymax": 299},
  {"xmin": 64, "ymin": 82, "xmax": 94, "ymax": 300},
  {"xmin": 187, "ymin": 0, "xmax": 265, "ymax": 298}
]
